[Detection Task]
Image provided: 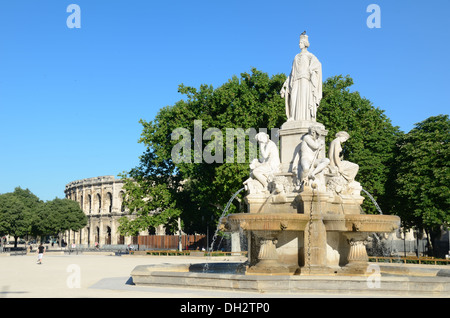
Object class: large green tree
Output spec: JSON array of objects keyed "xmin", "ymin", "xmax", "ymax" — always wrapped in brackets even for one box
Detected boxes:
[
  {"xmin": 120, "ymin": 68, "xmax": 286, "ymax": 235},
  {"xmin": 0, "ymin": 187, "xmax": 42, "ymax": 247},
  {"xmin": 37, "ymin": 198, "xmax": 87, "ymax": 245},
  {"xmin": 318, "ymin": 75, "xmax": 402, "ymax": 214},
  {"xmin": 0, "ymin": 188, "xmax": 87, "ymax": 245},
  {"xmin": 393, "ymin": 115, "xmax": 449, "ymax": 256},
  {"xmin": 121, "ymin": 69, "xmax": 401, "ymax": 235}
]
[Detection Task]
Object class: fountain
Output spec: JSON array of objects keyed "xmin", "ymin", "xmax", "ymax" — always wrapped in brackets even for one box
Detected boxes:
[
  {"xmin": 224, "ymin": 32, "xmax": 400, "ymax": 275},
  {"xmin": 130, "ymin": 33, "xmax": 450, "ymax": 296},
  {"xmin": 225, "ymin": 126, "xmax": 400, "ymax": 276}
]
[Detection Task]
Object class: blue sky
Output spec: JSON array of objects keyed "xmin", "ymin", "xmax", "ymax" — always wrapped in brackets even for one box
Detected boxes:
[{"xmin": 0, "ymin": 0, "xmax": 449, "ymax": 201}]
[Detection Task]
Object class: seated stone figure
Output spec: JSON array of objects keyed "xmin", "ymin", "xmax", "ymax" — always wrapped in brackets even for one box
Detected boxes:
[
  {"xmin": 293, "ymin": 125, "xmax": 330, "ymax": 187},
  {"xmin": 328, "ymin": 131, "xmax": 359, "ymax": 181},
  {"xmin": 244, "ymin": 132, "xmax": 281, "ymax": 194},
  {"xmin": 327, "ymin": 131, "xmax": 361, "ymax": 195}
]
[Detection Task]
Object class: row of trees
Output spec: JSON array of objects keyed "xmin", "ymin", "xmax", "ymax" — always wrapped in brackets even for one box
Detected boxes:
[
  {"xmin": 0, "ymin": 187, "xmax": 87, "ymax": 248},
  {"xmin": 118, "ymin": 68, "xmax": 448, "ymax": 256}
]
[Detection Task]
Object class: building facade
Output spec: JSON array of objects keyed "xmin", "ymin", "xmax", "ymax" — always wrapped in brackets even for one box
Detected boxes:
[{"xmin": 64, "ymin": 175, "xmax": 136, "ymax": 246}]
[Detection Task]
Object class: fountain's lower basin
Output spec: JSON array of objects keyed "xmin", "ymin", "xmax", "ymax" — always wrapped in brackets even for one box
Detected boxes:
[
  {"xmin": 130, "ymin": 261, "xmax": 450, "ymax": 296},
  {"xmin": 129, "ymin": 195, "xmax": 445, "ymax": 296}
]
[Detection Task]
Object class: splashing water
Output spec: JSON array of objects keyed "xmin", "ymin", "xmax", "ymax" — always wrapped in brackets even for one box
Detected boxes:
[
  {"xmin": 209, "ymin": 187, "xmax": 245, "ymax": 254},
  {"xmin": 203, "ymin": 187, "xmax": 245, "ymax": 272},
  {"xmin": 361, "ymin": 188, "xmax": 383, "ymax": 215}
]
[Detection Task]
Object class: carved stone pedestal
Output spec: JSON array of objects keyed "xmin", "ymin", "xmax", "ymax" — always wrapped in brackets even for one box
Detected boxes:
[
  {"xmin": 246, "ymin": 231, "xmax": 299, "ymax": 275},
  {"xmin": 297, "ymin": 187, "xmax": 337, "ymax": 275},
  {"xmin": 341, "ymin": 232, "xmax": 370, "ymax": 275},
  {"xmin": 279, "ymin": 120, "xmax": 327, "ymax": 174}
]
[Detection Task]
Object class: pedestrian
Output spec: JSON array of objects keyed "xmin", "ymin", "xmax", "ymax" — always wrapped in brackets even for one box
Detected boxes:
[{"xmin": 36, "ymin": 244, "xmax": 45, "ymax": 264}]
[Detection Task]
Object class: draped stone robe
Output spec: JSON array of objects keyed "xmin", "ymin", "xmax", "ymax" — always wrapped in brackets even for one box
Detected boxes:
[{"xmin": 284, "ymin": 51, "xmax": 322, "ymax": 121}]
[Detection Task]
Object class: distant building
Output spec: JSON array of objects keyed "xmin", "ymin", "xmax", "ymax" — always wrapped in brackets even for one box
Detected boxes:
[{"xmin": 64, "ymin": 175, "xmax": 165, "ymax": 246}]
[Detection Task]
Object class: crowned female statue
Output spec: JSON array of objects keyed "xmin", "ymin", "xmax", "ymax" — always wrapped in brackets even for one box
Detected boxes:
[{"xmin": 280, "ymin": 33, "xmax": 323, "ymax": 122}]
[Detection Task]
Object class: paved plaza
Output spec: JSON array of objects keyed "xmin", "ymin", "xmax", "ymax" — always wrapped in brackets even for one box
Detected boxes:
[
  {"xmin": 1, "ymin": 252, "xmax": 448, "ymax": 299},
  {"xmin": 0, "ymin": 253, "xmax": 261, "ymax": 298},
  {"xmin": 2, "ymin": 252, "xmax": 324, "ymax": 299}
]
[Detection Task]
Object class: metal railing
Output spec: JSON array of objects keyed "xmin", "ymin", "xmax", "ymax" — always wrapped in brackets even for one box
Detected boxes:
[
  {"xmin": 65, "ymin": 244, "xmax": 130, "ymax": 255},
  {"xmin": 129, "ymin": 250, "xmax": 248, "ymax": 257},
  {"xmin": 369, "ymin": 256, "xmax": 450, "ymax": 265},
  {"xmin": 1, "ymin": 247, "xmax": 27, "ymax": 256}
]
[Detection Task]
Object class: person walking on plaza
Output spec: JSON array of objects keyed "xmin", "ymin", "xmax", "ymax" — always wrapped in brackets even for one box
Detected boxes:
[{"xmin": 36, "ymin": 244, "xmax": 45, "ymax": 264}]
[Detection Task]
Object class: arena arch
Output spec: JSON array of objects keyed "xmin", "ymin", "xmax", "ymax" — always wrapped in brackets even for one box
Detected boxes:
[
  {"xmin": 87, "ymin": 194, "xmax": 92, "ymax": 213},
  {"xmin": 106, "ymin": 192, "xmax": 113, "ymax": 213},
  {"xmin": 95, "ymin": 193, "xmax": 101, "ymax": 213}
]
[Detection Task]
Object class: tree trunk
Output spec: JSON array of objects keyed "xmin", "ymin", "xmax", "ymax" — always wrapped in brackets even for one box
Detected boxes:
[
  {"xmin": 425, "ymin": 228, "xmax": 435, "ymax": 257},
  {"xmin": 1, "ymin": 237, "xmax": 5, "ymax": 253}
]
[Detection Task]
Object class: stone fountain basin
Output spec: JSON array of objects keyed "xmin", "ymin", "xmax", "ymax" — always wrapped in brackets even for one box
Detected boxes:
[{"xmin": 226, "ymin": 213, "xmax": 400, "ymax": 233}]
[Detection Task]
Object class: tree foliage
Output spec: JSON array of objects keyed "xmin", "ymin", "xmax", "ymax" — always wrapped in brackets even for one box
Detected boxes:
[
  {"xmin": 317, "ymin": 75, "xmax": 402, "ymax": 214},
  {"xmin": 122, "ymin": 69, "xmax": 402, "ymax": 235},
  {"xmin": 0, "ymin": 187, "xmax": 42, "ymax": 246},
  {"xmin": 0, "ymin": 188, "xmax": 86, "ymax": 244},
  {"xmin": 37, "ymin": 198, "xmax": 87, "ymax": 239},
  {"xmin": 393, "ymin": 115, "xmax": 449, "ymax": 240},
  {"xmin": 120, "ymin": 68, "xmax": 286, "ymax": 234}
]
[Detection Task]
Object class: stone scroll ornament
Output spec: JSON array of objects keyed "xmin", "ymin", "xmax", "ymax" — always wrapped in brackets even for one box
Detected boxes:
[
  {"xmin": 280, "ymin": 32, "xmax": 323, "ymax": 122},
  {"xmin": 243, "ymin": 132, "xmax": 281, "ymax": 194}
]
